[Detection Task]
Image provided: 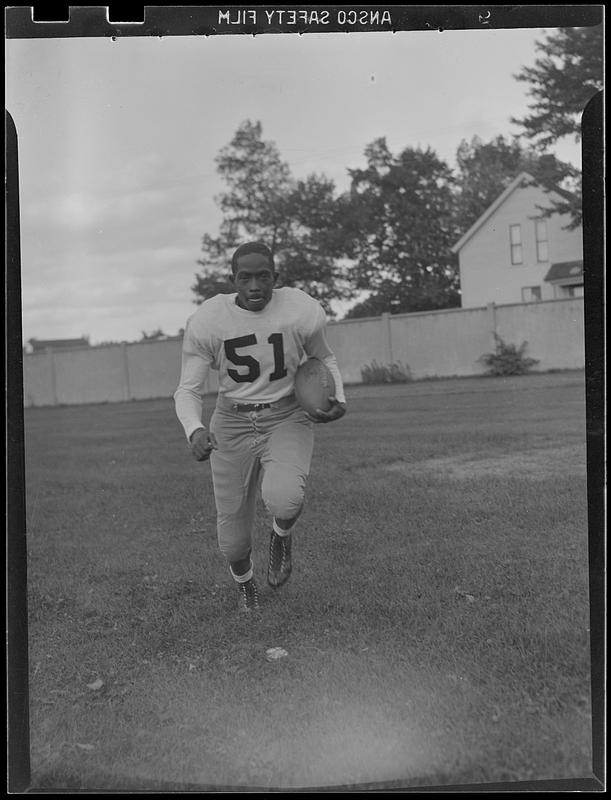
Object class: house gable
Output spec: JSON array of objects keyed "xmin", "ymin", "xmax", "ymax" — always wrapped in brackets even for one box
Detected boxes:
[
  {"xmin": 451, "ymin": 172, "xmax": 536, "ymax": 255},
  {"xmin": 452, "ymin": 173, "xmax": 583, "ymax": 308}
]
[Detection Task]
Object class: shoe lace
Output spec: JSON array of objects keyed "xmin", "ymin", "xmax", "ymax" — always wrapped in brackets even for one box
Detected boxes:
[
  {"xmin": 280, "ymin": 537, "xmax": 290, "ymax": 571},
  {"xmin": 269, "ymin": 533, "xmax": 279, "ymax": 572},
  {"xmin": 270, "ymin": 532, "xmax": 290, "ymax": 573},
  {"xmin": 240, "ymin": 579, "xmax": 259, "ymax": 608}
]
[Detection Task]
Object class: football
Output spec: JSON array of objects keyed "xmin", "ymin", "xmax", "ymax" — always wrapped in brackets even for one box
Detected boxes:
[{"xmin": 294, "ymin": 357, "xmax": 336, "ymax": 415}]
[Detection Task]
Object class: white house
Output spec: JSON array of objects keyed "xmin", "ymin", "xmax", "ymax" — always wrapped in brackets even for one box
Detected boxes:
[{"xmin": 451, "ymin": 172, "xmax": 583, "ymax": 308}]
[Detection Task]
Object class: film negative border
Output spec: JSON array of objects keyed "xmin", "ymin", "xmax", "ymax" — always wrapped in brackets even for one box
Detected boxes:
[{"xmin": 6, "ymin": 5, "xmax": 605, "ymax": 39}]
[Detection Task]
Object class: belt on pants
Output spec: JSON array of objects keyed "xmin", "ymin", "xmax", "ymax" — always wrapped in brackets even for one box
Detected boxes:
[{"xmin": 218, "ymin": 393, "xmax": 298, "ymax": 413}]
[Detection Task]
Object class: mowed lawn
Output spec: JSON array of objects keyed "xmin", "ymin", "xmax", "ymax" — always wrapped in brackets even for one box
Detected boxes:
[{"xmin": 21, "ymin": 371, "xmax": 593, "ymax": 790}]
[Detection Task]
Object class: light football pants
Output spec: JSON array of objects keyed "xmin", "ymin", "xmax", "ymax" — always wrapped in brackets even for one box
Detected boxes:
[{"xmin": 208, "ymin": 399, "xmax": 314, "ymax": 563}]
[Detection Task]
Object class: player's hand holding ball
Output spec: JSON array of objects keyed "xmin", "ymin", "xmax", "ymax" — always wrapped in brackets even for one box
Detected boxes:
[
  {"xmin": 189, "ymin": 428, "xmax": 218, "ymax": 461},
  {"xmin": 295, "ymin": 357, "xmax": 346, "ymax": 424},
  {"xmin": 306, "ymin": 397, "xmax": 346, "ymax": 424}
]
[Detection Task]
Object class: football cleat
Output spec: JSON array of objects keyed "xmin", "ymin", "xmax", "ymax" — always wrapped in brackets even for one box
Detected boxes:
[
  {"xmin": 238, "ymin": 578, "xmax": 260, "ymax": 612},
  {"xmin": 268, "ymin": 530, "xmax": 292, "ymax": 588}
]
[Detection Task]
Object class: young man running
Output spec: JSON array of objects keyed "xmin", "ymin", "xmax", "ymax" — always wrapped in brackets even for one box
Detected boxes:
[{"xmin": 174, "ymin": 241, "xmax": 346, "ymax": 612}]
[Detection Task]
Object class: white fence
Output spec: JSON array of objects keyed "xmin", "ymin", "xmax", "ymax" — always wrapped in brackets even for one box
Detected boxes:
[{"xmin": 22, "ymin": 297, "xmax": 585, "ymax": 407}]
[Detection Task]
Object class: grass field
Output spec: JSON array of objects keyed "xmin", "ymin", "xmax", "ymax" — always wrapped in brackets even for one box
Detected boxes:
[{"xmin": 21, "ymin": 370, "xmax": 594, "ymax": 790}]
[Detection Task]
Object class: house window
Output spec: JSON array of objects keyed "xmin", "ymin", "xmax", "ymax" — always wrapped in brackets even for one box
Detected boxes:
[
  {"xmin": 521, "ymin": 286, "xmax": 541, "ymax": 302},
  {"xmin": 559, "ymin": 284, "xmax": 584, "ymax": 298},
  {"xmin": 509, "ymin": 224, "xmax": 523, "ymax": 264},
  {"xmin": 535, "ymin": 220, "xmax": 549, "ymax": 262}
]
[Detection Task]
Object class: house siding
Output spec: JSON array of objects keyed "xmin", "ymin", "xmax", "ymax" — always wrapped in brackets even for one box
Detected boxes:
[{"xmin": 458, "ymin": 183, "xmax": 583, "ymax": 308}]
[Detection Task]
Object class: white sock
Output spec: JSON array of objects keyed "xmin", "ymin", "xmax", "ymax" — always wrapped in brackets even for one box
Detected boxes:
[
  {"xmin": 273, "ymin": 518, "xmax": 294, "ymax": 537},
  {"xmin": 230, "ymin": 563, "xmax": 253, "ymax": 583}
]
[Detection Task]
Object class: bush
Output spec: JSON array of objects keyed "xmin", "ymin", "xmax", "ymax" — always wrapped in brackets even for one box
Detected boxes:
[
  {"xmin": 361, "ymin": 360, "xmax": 412, "ymax": 384},
  {"xmin": 478, "ymin": 332, "xmax": 539, "ymax": 376}
]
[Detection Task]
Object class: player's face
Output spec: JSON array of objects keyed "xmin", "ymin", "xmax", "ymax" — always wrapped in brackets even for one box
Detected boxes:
[{"xmin": 232, "ymin": 253, "xmax": 276, "ymax": 312}]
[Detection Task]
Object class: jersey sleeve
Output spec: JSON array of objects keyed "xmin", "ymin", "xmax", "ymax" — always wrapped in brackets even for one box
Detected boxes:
[
  {"xmin": 302, "ymin": 303, "xmax": 346, "ymax": 404},
  {"xmin": 173, "ymin": 319, "xmax": 214, "ymax": 441}
]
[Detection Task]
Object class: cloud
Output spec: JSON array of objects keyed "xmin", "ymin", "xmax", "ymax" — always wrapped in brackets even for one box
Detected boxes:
[
  {"xmin": 18, "ymin": 161, "xmax": 213, "ymax": 344},
  {"xmin": 23, "ymin": 176, "xmax": 195, "ymax": 237},
  {"xmin": 21, "ymin": 297, "xmax": 194, "ymax": 345},
  {"xmin": 19, "ymin": 162, "xmax": 212, "ymax": 301},
  {"xmin": 20, "ymin": 232, "xmax": 203, "ymax": 345}
]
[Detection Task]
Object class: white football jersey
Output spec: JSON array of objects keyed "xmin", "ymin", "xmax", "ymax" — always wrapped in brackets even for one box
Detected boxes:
[{"xmin": 175, "ymin": 287, "xmax": 345, "ymax": 439}]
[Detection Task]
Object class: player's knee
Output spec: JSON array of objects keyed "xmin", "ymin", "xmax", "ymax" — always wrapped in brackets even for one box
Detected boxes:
[
  {"xmin": 261, "ymin": 477, "xmax": 304, "ymax": 520},
  {"xmin": 216, "ymin": 516, "xmax": 251, "ymax": 563},
  {"xmin": 218, "ymin": 537, "xmax": 250, "ymax": 564}
]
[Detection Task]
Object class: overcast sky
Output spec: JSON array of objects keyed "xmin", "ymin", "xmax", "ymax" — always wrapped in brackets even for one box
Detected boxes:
[{"xmin": 6, "ymin": 27, "xmax": 583, "ymax": 346}]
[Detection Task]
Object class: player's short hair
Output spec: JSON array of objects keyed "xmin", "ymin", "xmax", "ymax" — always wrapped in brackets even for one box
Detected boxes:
[{"xmin": 231, "ymin": 242, "xmax": 275, "ymax": 274}]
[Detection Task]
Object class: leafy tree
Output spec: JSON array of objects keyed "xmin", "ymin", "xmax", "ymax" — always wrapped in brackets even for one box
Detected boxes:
[
  {"xmin": 191, "ymin": 267, "xmax": 234, "ymax": 300},
  {"xmin": 455, "ymin": 135, "xmax": 529, "ymax": 233},
  {"xmin": 140, "ymin": 328, "xmax": 167, "ymax": 341},
  {"xmin": 193, "ymin": 120, "xmax": 355, "ymax": 314},
  {"xmin": 343, "ymin": 138, "xmax": 461, "ymax": 317},
  {"xmin": 454, "ymin": 135, "xmax": 577, "ymax": 233},
  {"xmin": 275, "ymin": 174, "xmax": 355, "ymax": 309}
]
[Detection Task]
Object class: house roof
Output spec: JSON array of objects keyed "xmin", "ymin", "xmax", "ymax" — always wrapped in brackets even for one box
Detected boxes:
[
  {"xmin": 451, "ymin": 171, "xmax": 572, "ymax": 255},
  {"xmin": 543, "ymin": 260, "xmax": 584, "ymax": 283},
  {"xmin": 29, "ymin": 337, "xmax": 90, "ymax": 350}
]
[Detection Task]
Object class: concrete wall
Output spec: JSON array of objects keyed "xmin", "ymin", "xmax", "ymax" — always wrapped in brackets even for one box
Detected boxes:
[
  {"xmin": 459, "ymin": 183, "xmax": 583, "ymax": 308},
  {"xmin": 325, "ymin": 316, "xmax": 389, "ymax": 385},
  {"xmin": 23, "ymin": 352, "xmax": 55, "ymax": 407},
  {"xmin": 494, "ymin": 299, "xmax": 585, "ymax": 371},
  {"xmin": 389, "ymin": 305, "xmax": 496, "ymax": 379},
  {"xmin": 52, "ymin": 345, "xmax": 129, "ymax": 405},
  {"xmin": 22, "ymin": 297, "xmax": 584, "ymax": 407}
]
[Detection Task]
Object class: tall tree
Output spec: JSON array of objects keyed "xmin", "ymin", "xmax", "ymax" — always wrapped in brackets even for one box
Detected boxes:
[
  {"xmin": 511, "ymin": 25, "xmax": 603, "ymax": 150},
  {"xmin": 213, "ymin": 119, "xmax": 293, "ymax": 253},
  {"xmin": 510, "ymin": 25, "xmax": 603, "ymax": 229},
  {"xmin": 192, "ymin": 120, "xmax": 355, "ymax": 314},
  {"xmin": 344, "ymin": 139, "xmax": 460, "ymax": 317}
]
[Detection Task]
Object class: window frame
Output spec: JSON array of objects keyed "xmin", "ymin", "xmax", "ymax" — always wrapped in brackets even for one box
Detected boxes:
[
  {"xmin": 521, "ymin": 285, "xmax": 542, "ymax": 302},
  {"xmin": 534, "ymin": 219, "xmax": 549, "ymax": 263},
  {"xmin": 561, "ymin": 284, "xmax": 584, "ymax": 298},
  {"xmin": 509, "ymin": 224, "xmax": 523, "ymax": 265}
]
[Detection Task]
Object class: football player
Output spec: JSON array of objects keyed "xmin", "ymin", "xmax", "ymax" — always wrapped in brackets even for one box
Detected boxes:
[{"xmin": 174, "ymin": 242, "xmax": 346, "ymax": 612}]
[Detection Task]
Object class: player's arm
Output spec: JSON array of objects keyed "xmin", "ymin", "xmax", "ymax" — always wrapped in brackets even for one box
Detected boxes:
[
  {"xmin": 303, "ymin": 319, "xmax": 347, "ymax": 424},
  {"xmin": 174, "ymin": 323, "xmax": 218, "ymax": 461}
]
